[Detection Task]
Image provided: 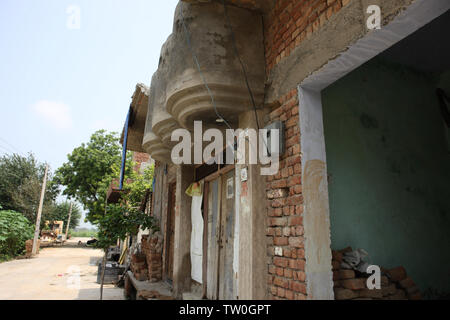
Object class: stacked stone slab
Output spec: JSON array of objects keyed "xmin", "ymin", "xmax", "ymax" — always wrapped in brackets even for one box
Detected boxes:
[
  {"xmin": 25, "ymin": 239, "xmax": 40, "ymax": 258},
  {"xmin": 130, "ymin": 252, "xmax": 148, "ymax": 281},
  {"xmin": 141, "ymin": 234, "xmax": 163, "ymax": 282},
  {"xmin": 332, "ymin": 247, "xmax": 421, "ymax": 300}
]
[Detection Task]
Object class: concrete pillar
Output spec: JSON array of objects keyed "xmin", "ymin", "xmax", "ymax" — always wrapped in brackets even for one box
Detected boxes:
[
  {"xmin": 173, "ymin": 164, "xmax": 194, "ymax": 298},
  {"xmin": 237, "ymin": 110, "xmax": 269, "ymax": 300}
]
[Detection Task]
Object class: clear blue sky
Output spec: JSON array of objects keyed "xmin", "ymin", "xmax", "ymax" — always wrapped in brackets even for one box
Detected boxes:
[{"xmin": 0, "ymin": 0, "xmax": 179, "ymax": 227}]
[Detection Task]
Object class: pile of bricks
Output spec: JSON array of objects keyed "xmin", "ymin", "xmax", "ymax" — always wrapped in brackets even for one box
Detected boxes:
[
  {"xmin": 332, "ymin": 247, "xmax": 422, "ymax": 300},
  {"xmin": 130, "ymin": 252, "xmax": 148, "ymax": 281},
  {"xmin": 25, "ymin": 239, "xmax": 40, "ymax": 258},
  {"xmin": 141, "ymin": 234, "xmax": 163, "ymax": 282}
]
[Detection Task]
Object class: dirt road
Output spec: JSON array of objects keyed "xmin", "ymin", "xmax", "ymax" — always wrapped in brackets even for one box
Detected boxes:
[{"xmin": 0, "ymin": 238, "xmax": 124, "ymax": 300}]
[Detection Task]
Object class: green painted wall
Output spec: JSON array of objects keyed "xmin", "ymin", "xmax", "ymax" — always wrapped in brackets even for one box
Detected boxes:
[{"xmin": 322, "ymin": 58, "xmax": 450, "ymax": 297}]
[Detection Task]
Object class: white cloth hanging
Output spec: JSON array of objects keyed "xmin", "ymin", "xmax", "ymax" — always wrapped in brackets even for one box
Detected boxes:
[{"xmin": 190, "ymin": 188, "xmax": 203, "ymax": 283}]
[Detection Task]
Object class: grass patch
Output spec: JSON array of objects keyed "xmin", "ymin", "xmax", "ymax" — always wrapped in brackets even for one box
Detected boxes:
[{"xmin": 70, "ymin": 229, "xmax": 97, "ymax": 238}]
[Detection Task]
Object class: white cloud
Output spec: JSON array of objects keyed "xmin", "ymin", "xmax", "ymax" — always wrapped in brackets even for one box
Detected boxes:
[{"xmin": 32, "ymin": 100, "xmax": 73, "ymax": 129}]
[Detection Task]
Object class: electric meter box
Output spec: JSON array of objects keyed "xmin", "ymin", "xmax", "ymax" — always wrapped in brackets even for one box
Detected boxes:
[{"xmin": 263, "ymin": 120, "xmax": 285, "ymax": 156}]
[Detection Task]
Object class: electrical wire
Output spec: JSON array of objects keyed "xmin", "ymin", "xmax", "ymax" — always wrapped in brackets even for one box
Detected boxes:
[
  {"xmin": 221, "ymin": 0, "xmax": 261, "ymax": 131},
  {"xmin": 0, "ymin": 144, "xmax": 15, "ymax": 155},
  {"xmin": 0, "ymin": 137, "xmax": 25, "ymax": 156},
  {"xmin": 220, "ymin": 0, "xmax": 273, "ymax": 157}
]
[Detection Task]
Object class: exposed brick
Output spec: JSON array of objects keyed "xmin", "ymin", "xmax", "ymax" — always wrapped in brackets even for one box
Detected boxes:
[
  {"xmin": 408, "ymin": 292, "xmax": 422, "ymax": 300},
  {"xmin": 267, "ymin": 188, "xmax": 289, "ymax": 199},
  {"xmin": 271, "ymin": 179, "xmax": 288, "ymax": 189},
  {"xmin": 274, "ymin": 237, "xmax": 289, "ymax": 246},
  {"xmin": 341, "ymin": 278, "xmax": 366, "ymax": 290},
  {"xmin": 273, "ymin": 257, "xmax": 289, "ymax": 268},
  {"xmin": 290, "ymin": 280, "xmax": 306, "ymax": 293},
  {"xmin": 288, "ymin": 236, "xmax": 304, "ymax": 248},
  {"xmin": 332, "ymin": 260, "xmax": 340, "ymax": 270},
  {"xmin": 387, "ymin": 266, "xmax": 407, "ymax": 282},
  {"xmin": 381, "ymin": 276, "xmax": 389, "ymax": 286},
  {"xmin": 268, "ymin": 217, "xmax": 287, "ymax": 227},
  {"xmin": 277, "ymin": 287, "xmax": 286, "ymax": 298},
  {"xmin": 289, "ymin": 216, "xmax": 303, "ymax": 226},
  {"xmin": 382, "ymin": 284, "xmax": 397, "ymax": 296},
  {"xmin": 295, "ymin": 271, "xmax": 306, "ymax": 282},
  {"xmin": 332, "ymin": 250, "xmax": 343, "ymax": 262},
  {"xmin": 274, "ymin": 276, "xmax": 289, "ymax": 288},
  {"xmin": 388, "ymin": 289, "xmax": 407, "ymax": 300},
  {"xmin": 338, "ymin": 269, "xmax": 355, "ymax": 280},
  {"xmin": 288, "ymin": 258, "xmax": 305, "ymax": 270},
  {"xmin": 284, "ymin": 268, "xmax": 293, "ymax": 278},
  {"xmin": 334, "ymin": 288, "xmax": 358, "ymax": 300},
  {"xmin": 285, "ymin": 289, "xmax": 294, "ymax": 300},
  {"xmin": 399, "ymin": 277, "xmax": 415, "ymax": 289},
  {"xmin": 359, "ymin": 288, "xmax": 383, "ymax": 299}
]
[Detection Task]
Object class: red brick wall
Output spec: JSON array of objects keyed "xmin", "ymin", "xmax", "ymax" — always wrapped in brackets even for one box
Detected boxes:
[
  {"xmin": 263, "ymin": 0, "xmax": 352, "ymax": 300},
  {"xmin": 265, "ymin": 88, "xmax": 306, "ymax": 300},
  {"xmin": 132, "ymin": 151, "xmax": 150, "ymax": 172},
  {"xmin": 264, "ymin": 0, "xmax": 349, "ymax": 74}
]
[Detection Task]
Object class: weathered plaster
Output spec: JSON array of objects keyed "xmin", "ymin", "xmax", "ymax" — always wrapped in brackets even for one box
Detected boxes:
[
  {"xmin": 298, "ymin": 88, "xmax": 334, "ymax": 300},
  {"xmin": 173, "ymin": 165, "xmax": 194, "ymax": 298}
]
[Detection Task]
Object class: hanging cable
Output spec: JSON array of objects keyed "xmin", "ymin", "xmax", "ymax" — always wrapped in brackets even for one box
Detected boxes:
[
  {"xmin": 0, "ymin": 144, "xmax": 15, "ymax": 155},
  {"xmin": 221, "ymin": 0, "xmax": 261, "ymax": 130},
  {"xmin": 0, "ymin": 137, "xmax": 24, "ymax": 155},
  {"xmin": 220, "ymin": 0, "xmax": 274, "ymax": 158}
]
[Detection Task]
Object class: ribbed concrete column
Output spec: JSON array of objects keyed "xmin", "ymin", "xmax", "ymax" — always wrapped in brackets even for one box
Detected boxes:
[{"xmin": 173, "ymin": 164, "xmax": 194, "ymax": 298}]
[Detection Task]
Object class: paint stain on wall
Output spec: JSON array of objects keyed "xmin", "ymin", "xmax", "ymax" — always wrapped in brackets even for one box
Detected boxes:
[
  {"xmin": 304, "ymin": 160, "xmax": 331, "ymax": 267},
  {"xmin": 241, "ymin": 181, "xmax": 248, "ymax": 197},
  {"xmin": 303, "ymin": 159, "xmax": 333, "ymax": 299}
]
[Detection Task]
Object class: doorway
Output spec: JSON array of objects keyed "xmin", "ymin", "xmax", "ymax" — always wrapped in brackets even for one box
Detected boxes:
[
  {"xmin": 205, "ymin": 167, "xmax": 236, "ymax": 300},
  {"xmin": 165, "ymin": 182, "xmax": 176, "ymax": 283}
]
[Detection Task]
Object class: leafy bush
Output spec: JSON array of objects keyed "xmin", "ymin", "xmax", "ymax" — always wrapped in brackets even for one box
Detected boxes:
[
  {"xmin": 95, "ymin": 204, "xmax": 159, "ymax": 250},
  {"xmin": 0, "ymin": 209, "xmax": 34, "ymax": 260}
]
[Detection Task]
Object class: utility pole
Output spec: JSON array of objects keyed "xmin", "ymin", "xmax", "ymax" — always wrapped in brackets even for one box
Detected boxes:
[
  {"xmin": 32, "ymin": 164, "xmax": 48, "ymax": 256},
  {"xmin": 65, "ymin": 202, "xmax": 73, "ymax": 240}
]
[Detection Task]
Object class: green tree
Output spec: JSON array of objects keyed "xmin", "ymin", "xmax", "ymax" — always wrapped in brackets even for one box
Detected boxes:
[
  {"xmin": 95, "ymin": 204, "xmax": 158, "ymax": 250},
  {"xmin": 93, "ymin": 161, "xmax": 156, "ymax": 248},
  {"xmin": 0, "ymin": 210, "xmax": 34, "ymax": 260},
  {"xmin": 0, "ymin": 153, "xmax": 59, "ymax": 223},
  {"xmin": 46, "ymin": 201, "xmax": 82, "ymax": 231},
  {"xmin": 55, "ymin": 130, "xmax": 122, "ymax": 223}
]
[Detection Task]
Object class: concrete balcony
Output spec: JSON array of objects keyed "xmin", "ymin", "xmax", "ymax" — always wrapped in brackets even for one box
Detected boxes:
[
  {"xmin": 142, "ymin": 1, "xmax": 265, "ymax": 163},
  {"xmin": 142, "ymin": 69, "xmax": 174, "ymax": 163},
  {"xmin": 142, "ymin": 131, "xmax": 172, "ymax": 163},
  {"xmin": 148, "ymin": 65, "xmax": 182, "ymax": 146},
  {"xmin": 166, "ymin": 83, "xmax": 264, "ymax": 130},
  {"xmin": 165, "ymin": 2, "xmax": 265, "ymax": 129}
]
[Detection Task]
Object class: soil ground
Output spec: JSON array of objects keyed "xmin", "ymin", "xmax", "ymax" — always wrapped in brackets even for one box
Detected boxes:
[{"xmin": 0, "ymin": 237, "xmax": 124, "ymax": 300}]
